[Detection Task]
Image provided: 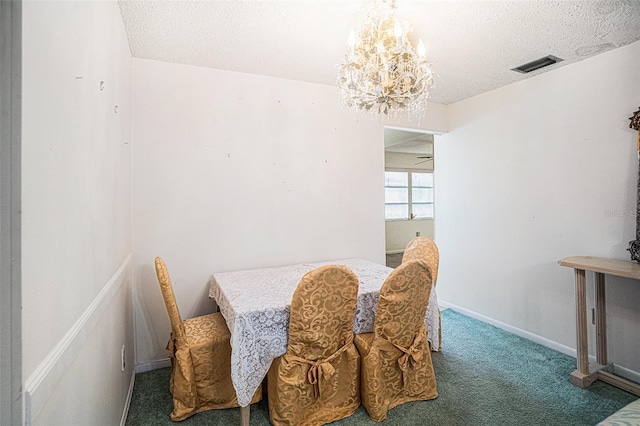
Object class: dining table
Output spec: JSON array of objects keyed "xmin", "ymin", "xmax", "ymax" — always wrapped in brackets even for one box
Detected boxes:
[{"xmin": 208, "ymin": 258, "xmax": 441, "ymax": 425}]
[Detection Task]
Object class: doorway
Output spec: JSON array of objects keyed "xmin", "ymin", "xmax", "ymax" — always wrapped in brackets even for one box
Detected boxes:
[{"xmin": 383, "ymin": 127, "xmax": 435, "ymax": 268}]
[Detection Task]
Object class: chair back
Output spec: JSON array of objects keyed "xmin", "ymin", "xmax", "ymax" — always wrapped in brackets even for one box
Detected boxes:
[
  {"xmin": 402, "ymin": 237, "xmax": 439, "ymax": 286},
  {"xmin": 155, "ymin": 257, "xmax": 185, "ymax": 337},
  {"xmin": 287, "ymin": 265, "xmax": 359, "ymax": 360},
  {"xmin": 374, "ymin": 259, "xmax": 432, "ymax": 348}
]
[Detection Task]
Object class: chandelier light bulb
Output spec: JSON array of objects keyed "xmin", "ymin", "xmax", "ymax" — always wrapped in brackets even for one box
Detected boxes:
[
  {"xmin": 417, "ymin": 39, "xmax": 426, "ymax": 57},
  {"xmin": 393, "ymin": 21, "xmax": 402, "ymax": 37},
  {"xmin": 393, "ymin": 21, "xmax": 402, "ymax": 40},
  {"xmin": 347, "ymin": 29, "xmax": 356, "ymax": 50},
  {"xmin": 394, "ymin": 20, "xmax": 403, "ymax": 47}
]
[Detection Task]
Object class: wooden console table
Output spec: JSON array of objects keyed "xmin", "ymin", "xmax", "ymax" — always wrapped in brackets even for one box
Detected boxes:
[{"xmin": 559, "ymin": 256, "xmax": 640, "ymax": 396}]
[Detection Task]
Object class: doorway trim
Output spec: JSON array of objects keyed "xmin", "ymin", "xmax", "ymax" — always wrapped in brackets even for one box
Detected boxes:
[{"xmin": 0, "ymin": 0, "xmax": 23, "ymax": 425}]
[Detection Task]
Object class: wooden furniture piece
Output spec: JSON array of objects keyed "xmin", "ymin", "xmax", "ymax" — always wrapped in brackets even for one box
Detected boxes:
[
  {"xmin": 209, "ymin": 258, "xmax": 441, "ymax": 426},
  {"xmin": 558, "ymin": 256, "xmax": 640, "ymax": 397}
]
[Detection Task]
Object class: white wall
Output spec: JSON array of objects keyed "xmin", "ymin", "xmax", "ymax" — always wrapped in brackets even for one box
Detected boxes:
[
  {"xmin": 132, "ymin": 59, "xmax": 396, "ymax": 365},
  {"xmin": 436, "ymin": 41, "xmax": 640, "ymax": 373},
  {"xmin": 389, "ymin": 103, "xmax": 448, "ymax": 134},
  {"xmin": 22, "ymin": 1, "xmax": 134, "ymax": 424},
  {"xmin": 385, "ymin": 220, "xmax": 434, "ymax": 252}
]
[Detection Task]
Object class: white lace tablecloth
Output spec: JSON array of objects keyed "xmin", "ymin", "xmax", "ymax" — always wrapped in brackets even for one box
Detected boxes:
[{"xmin": 208, "ymin": 258, "xmax": 440, "ymax": 407}]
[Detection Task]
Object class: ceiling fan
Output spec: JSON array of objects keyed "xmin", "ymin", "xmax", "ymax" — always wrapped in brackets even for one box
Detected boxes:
[{"xmin": 415, "ymin": 155, "xmax": 433, "ymax": 165}]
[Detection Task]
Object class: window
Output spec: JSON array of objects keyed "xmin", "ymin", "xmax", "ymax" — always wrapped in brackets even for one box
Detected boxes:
[{"xmin": 385, "ymin": 171, "xmax": 434, "ymax": 220}]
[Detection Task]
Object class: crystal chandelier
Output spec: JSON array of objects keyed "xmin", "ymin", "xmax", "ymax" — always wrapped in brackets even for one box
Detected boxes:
[{"xmin": 337, "ymin": 0, "xmax": 434, "ymax": 117}]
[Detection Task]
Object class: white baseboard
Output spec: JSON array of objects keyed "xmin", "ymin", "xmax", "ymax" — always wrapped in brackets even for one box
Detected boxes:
[
  {"xmin": 439, "ymin": 301, "xmax": 583, "ymax": 359},
  {"xmin": 385, "ymin": 250, "xmax": 405, "ymax": 255},
  {"xmin": 441, "ymin": 301, "xmax": 640, "ymax": 385},
  {"xmin": 613, "ymin": 364, "xmax": 640, "ymax": 384},
  {"xmin": 120, "ymin": 370, "xmax": 136, "ymax": 426},
  {"xmin": 23, "ymin": 254, "xmax": 132, "ymax": 425},
  {"xmin": 135, "ymin": 358, "xmax": 171, "ymax": 374}
]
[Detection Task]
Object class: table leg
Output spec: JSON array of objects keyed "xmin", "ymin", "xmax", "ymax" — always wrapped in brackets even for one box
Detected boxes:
[
  {"xmin": 574, "ymin": 268, "xmax": 589, "ymax": 375},
  {"xmin": 595, "ymin": 272, "xmax": 607, "ymax": 365},
  {"xmin": 570, "ymin": 268, "xmax": 600, "ymax": 388},
  {"xmin": 240, "ymin": 405, "xmax": 250, "ymax": 426}
]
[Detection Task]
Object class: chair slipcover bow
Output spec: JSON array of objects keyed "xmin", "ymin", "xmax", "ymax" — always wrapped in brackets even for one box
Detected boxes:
[{"xmin": 288, "ymin": 336, "xmax": 355, "ymax": 398}]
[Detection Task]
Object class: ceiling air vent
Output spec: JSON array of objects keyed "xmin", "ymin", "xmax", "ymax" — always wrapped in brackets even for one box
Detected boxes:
[{"xmin": 511, "ymin": 55, "xmax": 563, "ymax": 74}]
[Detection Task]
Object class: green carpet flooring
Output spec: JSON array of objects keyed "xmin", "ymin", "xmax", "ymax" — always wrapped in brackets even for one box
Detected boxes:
[{"xmin": 125, "ymin": 309, "xmax": 638, "ymax": 425}]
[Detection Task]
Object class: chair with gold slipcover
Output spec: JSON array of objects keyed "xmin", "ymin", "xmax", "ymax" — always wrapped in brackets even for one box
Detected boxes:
[
  {"xmin": 267, "ymin": 265, "xmax": 361, "ymax": 426},
  {"xmin": 402, "ymin": 236, "xmax": 442, "ymax": 350},
  {"xmin": 354, "ymin": 259, "xmax": 438, "ymax": 422},
  {"xmin": 154, "ymin": 257, "xmax": 262, "ymax": 421}
]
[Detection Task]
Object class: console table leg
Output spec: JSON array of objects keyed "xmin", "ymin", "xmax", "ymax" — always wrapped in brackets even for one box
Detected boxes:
[
  {"xmin": 595, "ymin": 272, "xmax": 607, "ymax": 365},
  {"xmin": 575, "ymin": 268, "xmax": 589, "ymax": 375}
]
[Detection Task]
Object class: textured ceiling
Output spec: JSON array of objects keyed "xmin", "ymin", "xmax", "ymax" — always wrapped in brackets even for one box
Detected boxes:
[
  {"xmin": 384, "ymin": 128, "xmax": 433, "ymax": 154},
  {"xmin": 117, "ymin": 0, "xmax": 640, "ymax": 105}
]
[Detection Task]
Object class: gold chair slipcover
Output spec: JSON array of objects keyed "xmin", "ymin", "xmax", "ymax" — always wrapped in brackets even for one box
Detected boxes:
[
  {"xmin": 154, "ymin": 257, "xmax": 261, "ymax": 421},
  {"xmin": 354, "ymin": 259, "xmax": 438, "ymax": 422},
  {"xmin": 267, "ymin": 265, "xmax": 361, "ymax": 426},
  {"xmin": 402, "ymin": 236, "xmax": 439, "ymax": 286},
  {"xmin": 402, "ymin": 236, "xmax": 442, "ymax": 351}
]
